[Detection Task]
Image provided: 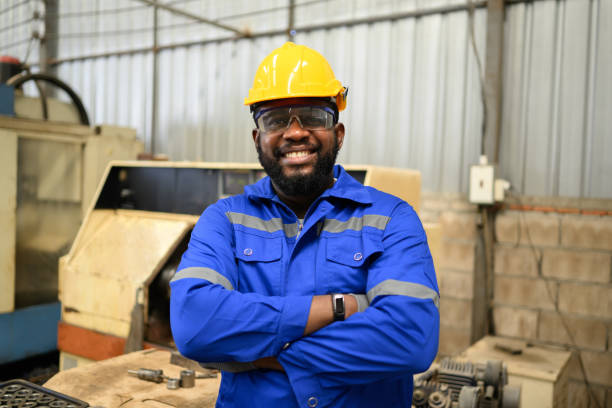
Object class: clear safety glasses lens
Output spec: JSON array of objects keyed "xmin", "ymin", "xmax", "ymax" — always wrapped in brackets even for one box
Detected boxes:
[{"xmin": 255, "ymin": 106, "xmax": 335, "ymax": 133}]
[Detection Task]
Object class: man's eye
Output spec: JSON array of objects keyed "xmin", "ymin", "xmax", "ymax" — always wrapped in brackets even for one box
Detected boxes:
[
  {"xmin": 301, "ymin": 117, "xmax": 321, "ymax": 127},
  {"xmin": 267, "ymin": 118, "xmax": 287, "ymax": 128}
]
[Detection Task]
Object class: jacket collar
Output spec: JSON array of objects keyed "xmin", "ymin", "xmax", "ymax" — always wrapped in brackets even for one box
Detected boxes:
[{"xmin": 244, "ymin": 165, "xmax": 373, "ymax": 205}]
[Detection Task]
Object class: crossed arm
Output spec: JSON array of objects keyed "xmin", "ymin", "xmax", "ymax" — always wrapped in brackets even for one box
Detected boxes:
[
  {"xmin": 170, "ymin": 200, "xmax": 439, "ymax": 389},
  {"xmin": 253, "ymin": 294, "xmax": 359, "ymax": 371}
]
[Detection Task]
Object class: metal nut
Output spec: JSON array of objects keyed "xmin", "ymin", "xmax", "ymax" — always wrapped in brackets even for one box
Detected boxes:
[
  {"xmin": 167, "ymin": 378, "xmax": 180, "ymax": 390},
  {"xmin": 180, "ymin": 370, "xmax": 195, "ymax": 388}
]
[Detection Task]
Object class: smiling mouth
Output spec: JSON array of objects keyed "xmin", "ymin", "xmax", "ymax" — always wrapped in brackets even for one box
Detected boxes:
[{"xmin": 283, "ymin": 150, "xmax": 312, "ymax": 159}]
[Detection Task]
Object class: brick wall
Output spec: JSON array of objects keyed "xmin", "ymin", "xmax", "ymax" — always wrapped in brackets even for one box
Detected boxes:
[
  {"xmin": 421, "ymin": 192, "xmax": 479, "ymax": 356},
  {"xmin": 494, "ymin": 209, "xmax": 612, "ymax": 407},
  {"xmin": 422, "ymin": 192, "xmax": 612, "ymax": 407}
]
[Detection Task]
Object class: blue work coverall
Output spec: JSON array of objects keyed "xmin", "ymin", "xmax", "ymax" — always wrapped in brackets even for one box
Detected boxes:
[{"xmin": 170, "ymin": 165, "xmax": 440, "ymax": 407}]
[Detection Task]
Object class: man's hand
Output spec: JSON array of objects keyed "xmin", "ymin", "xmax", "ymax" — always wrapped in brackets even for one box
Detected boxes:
[
  {"xmin": 253, "ymin": 356, "xmax": 284, "ymax": 371},
  {"xmin": 252, "ymin": 295, "xmax": 359, "ymax": 372}
]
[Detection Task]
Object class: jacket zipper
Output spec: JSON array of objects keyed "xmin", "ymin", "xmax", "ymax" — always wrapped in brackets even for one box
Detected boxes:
[{"xmin": 296, "ymin": 220, "xmax": 303, "ymax": 238}]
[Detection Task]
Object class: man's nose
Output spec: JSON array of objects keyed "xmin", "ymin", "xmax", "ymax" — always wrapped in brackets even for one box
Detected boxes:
[{"xmin": 283, "ymin": 117, "xmax": 309, "ymax": 140}]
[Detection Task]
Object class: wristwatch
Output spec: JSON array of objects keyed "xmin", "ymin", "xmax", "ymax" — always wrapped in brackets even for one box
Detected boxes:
[{"xmin": 331, "ymin": 294, "xmax": 345, "ymax": 321}]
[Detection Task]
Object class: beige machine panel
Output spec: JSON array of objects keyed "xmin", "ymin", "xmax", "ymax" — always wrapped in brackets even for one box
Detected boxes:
[
  {"xmin": 82, "ymin": 126, "xmax": 144, "ymax": 216},
  {"xmin": 0, "ymin": 130, "xmax": 17, "ymax": 313},
  {"xmin": 356, "ymin": 165, "xmax": 421, "ymax": 213},
  {"xmin": 0, "ymin": 116, "xmax": 143, "ymax": 310},
  {"xmin": 60, "ymin": 210, "xmax": 194, "ymax": 338}
]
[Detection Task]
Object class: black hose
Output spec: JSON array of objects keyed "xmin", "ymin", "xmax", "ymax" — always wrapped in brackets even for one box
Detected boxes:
[
  {"xmin": 7, "ymin": 72, "xmax": 90, "ymax": 125},
  {"xmin": 31, "ymin": 79, "xmax": 49, "ymax": 120}
]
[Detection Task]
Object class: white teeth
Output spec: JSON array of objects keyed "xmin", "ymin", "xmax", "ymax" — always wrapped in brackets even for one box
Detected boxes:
[{"xmin": 285, "ymin": 151, "xmax": 309, "ymax": 158}]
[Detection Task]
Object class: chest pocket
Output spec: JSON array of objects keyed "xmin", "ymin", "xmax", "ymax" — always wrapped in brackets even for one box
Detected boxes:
[
  {"xmin": 323, "ymin": 234, "xmax": 383, "ymax": 293},
  {"xmin": 235, "ymin": 231, "xmax": 283, "ymax": 295}
]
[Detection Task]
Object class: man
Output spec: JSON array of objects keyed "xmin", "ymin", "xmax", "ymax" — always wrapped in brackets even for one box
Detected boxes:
[{"xmin": 170, "ymin": 42, "xmax": 439, "ymax": 408}]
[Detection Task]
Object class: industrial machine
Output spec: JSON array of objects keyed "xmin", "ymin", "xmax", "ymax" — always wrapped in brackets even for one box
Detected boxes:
[
  {"xmin": 57, "ymin": 161, "xmax": 441, "ymax": 370},
  {"xmin": 0, "ymin": 56, "xmax": 143, "ymax": 365},
  {"xmin": 461, "ymin": 336, "xmax": 571, "ymax": 408},
  {"xmin": 413, "ymin": 357, "xmax": 521, "ymax": 408}
]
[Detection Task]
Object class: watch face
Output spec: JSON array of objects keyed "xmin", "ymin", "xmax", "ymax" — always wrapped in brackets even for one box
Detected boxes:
[
  {"xmin": 333, "ymin": 294, "xmax": 345, "ymax": 321},
  {"xmin": 334, "ymin": 297, "xmax": 345, "ymax": 314}
]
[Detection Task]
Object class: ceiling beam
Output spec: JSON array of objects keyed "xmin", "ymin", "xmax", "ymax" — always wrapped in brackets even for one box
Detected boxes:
[{"xmin": 136, "ymin": 0, "xmax": 247, "ymax": 37}]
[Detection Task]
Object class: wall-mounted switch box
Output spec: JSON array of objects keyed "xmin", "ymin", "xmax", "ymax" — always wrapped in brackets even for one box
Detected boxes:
[
  {"xmin": 469, "ymin": 156, "xmax": 495, "ymax": 204},
  {"xmin": 494, "ymin": 179, "xmax": 510, "ymax": 202}
]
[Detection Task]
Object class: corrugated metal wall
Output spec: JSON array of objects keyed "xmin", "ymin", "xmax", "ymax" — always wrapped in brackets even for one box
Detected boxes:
[
  {"xmin": 0, "ymin": 0, "xmax": 43, "ymax": 95},
  {"xmin": 2, "ymin": 0, "xmax": 611, "ymax": 198},
  {"xmin": 0, "ymin": 0, "xmax": 42, "ymax": 64},
  {"xmin": 500, "ymin": 0, "xmax": 611, "ymax": 198}
]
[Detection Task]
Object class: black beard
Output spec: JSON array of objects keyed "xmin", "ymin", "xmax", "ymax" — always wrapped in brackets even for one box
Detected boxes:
[{"xmin": 257, "ymin": 134, "xmax": 339, "ymax": 197}]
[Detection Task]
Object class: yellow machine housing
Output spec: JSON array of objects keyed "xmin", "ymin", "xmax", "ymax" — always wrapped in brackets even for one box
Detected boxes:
[{"xmin": 0, "ymin": 116, "xmax": 143, "ymax": 315}]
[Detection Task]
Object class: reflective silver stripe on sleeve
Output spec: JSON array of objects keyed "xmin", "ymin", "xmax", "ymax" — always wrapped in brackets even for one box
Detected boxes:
[
  {"xmin": 351, "ymin": 294, "xmax": 369, "ymax": 313},
  {"xmin": 367, "ymin": 279, "xmax": 439, "ymax": 308},
  {"xmin": 323, "ymin": 214, "xmax": 391, "ymax": 233},
  {"xmin": 226, "ymin": 212, "xmax": 299, "ymax": 238},
  {"xmin": 170, "ymin": 267, "xmax": 234, "ymax": 290}
]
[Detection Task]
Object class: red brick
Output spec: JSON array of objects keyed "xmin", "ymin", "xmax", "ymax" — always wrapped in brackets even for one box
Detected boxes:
[
  {"xmin": 533, "ymin": 206, "xmax": 556, "ymax": 213},
  {"xmin": 581, "ymin": 210, "xmax": 608, "ymax": 216},
  {"xmin": 567, "ymin": 381, "xmax": 606, "ymax": 408},
  {"xmin": 558, "ymin": 283, "xmax": 612, "ymax": 318},
  {"xmin": 493, "ymin": 306, "xmax": 538, "ymax": 339},
  {"xmin": 438, "ymin": 326, "xmax": 471, "ymax": 357},
  {"xmin": 440, "ymin": 298, "xmax": 472, "ymax": 329},
  {"xmin": 494, "ymin": 245, "xmax": 539, "ymax": 277},
  {"xmin": 557, "ymin": 207, "xmax": 580, "ymax": 214},
  {"xmin": 541, "ymin": 249, "xmax": 611, "ymax": 283},
  {"xmin": 495, "ymin": 213, "xmax": 519, "ymax": 244},
  {"xmin": 437, "ymin": 269, "xmax": 473, "ymax": 300},
  {"xmin": 567, "ymin": 351, "xmax": 612, "ymax": 387},
  {"xmin": 538, "ymin": 312, "xmax": 607, "ymax": 351},
  {"xmin": 439, "ymin": 211, "xmax": 478, "ymax": 241},
  {"xmin": 518, "ymin": 212, "xmax": 560, "ymax": 246},
  {"xmin": 439, "ymin": 240, "xmax": 475, "ymax": 272},
  {"xmin": 507, "ymin": 204, "xmax": 531, "ymax": 211},
  {"xmin": 561, "ymin": 215, "xmax": 612, "ymax": 251},
  {"xmin": 494, "ymin": 276, "xmax": 557, "ymax": 310}
]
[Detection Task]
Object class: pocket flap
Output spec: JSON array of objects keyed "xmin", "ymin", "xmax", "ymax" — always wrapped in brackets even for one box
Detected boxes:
[
  {"xmin": 326, "ymin": 235, "xmax": 383, "ymax": 267},
  {"xmin": 235, "ymin": 232, "xmax": 282, "ymax": 262}
]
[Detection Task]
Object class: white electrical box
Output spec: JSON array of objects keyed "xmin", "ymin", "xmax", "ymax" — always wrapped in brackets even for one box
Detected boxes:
[
  {"xmin": 469, "ymin": 156, "xmax": 495, "ymax": 204},
  {"xmin": 494, "ymin": 179, "xmax": 510, "ymax": 202}
]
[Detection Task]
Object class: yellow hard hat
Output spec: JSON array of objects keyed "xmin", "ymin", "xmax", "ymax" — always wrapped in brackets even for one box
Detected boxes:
[{"xmin": 245, "ymin": 42, "xmax": 347, "ymax": 111}]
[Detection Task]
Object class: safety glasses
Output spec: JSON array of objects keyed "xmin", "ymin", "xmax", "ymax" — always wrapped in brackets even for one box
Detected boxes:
[{"xmin": 253, "ymin": 105, "xmax": 337, "ymax": 133}]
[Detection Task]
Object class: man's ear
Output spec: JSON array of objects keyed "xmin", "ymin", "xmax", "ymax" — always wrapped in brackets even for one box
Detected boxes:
[
  {"xmin": 252, "ymin": 129, "xmax": 259, "ymax": 148},
  {"xmin": 335, "ymin": 123, "xmax": 345, "ymax": 150}
]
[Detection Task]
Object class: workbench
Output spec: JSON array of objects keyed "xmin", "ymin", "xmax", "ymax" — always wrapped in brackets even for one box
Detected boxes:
[{"xmin": 44, "ymin": 349, "xmax": 221, "ymax": 407}]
